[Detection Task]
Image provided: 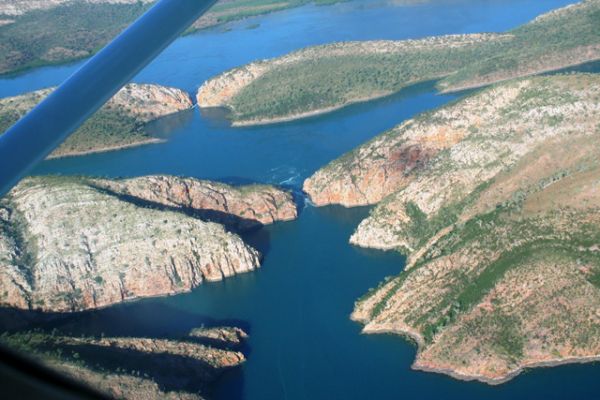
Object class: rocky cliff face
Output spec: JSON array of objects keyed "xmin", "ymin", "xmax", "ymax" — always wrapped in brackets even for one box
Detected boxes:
[
  {"xmin": 0, "ymin": 176, "xmax": 264, "ymax": 312},
  {"xmin": 1, "ymin": 327, "xmax": 248, "ymax": 399},
  {"xmin": 197, "ymin": 62, "xmax": 270, "ymax": 108},
  {"xmin": 93, "ymin": 175, "xmax": 298, "ymax": 231},
  {"xmin": 108, "ymin": 83, "xmax": 193, "ymax": 123},
  {"xmin": 349, "ymin": 76, "xmax": 600, "ymax": 251},
  {"xmin": 0, "ymin": 83, "xmax": 193, "ymax": 157},
  {"xmin": 0, "ymin": 83, "xmax": 193, "ymax": 123},
  {"xmin": 324, "ymin": 74, "xmax": 600, "ymax": 383},
  {"xmin": 303, "ymin": 105, "xmax": 471, "ymax": 207}
]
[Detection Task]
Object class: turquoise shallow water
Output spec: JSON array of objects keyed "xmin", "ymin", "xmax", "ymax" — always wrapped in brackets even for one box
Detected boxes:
[{"xmin": 2, "ymin": 0, "xmax": 600, "ymax": 399}]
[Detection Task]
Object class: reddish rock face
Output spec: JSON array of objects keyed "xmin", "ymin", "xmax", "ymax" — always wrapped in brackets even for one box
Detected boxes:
[
  {"xmin": 0, "ymin": 177, "xmax": 268, "ymax": 313},
  {"xmin": 0, "ymin": 176, "xmax": 297, "ymax": 313},
  {"xmin": 93, "ymin": 175, "xmax": 298, "ymax": 231},
  {"xmin": 303, "ymin": 120, "xmax": 463, "ymax": 208}
]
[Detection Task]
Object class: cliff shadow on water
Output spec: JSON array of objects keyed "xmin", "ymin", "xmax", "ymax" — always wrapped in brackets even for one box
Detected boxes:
[
  {"xmin": 143, "ymin": 108, "xmax": 196, "ymax": 139},
  {"xmin": 199, "ymin": 106, "xmax": 236, "ymax": 129}
]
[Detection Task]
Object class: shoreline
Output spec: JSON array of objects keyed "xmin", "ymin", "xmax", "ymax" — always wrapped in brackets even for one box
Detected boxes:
[
  {"xmin": 358, "ymin": 322, "xmax": 600, "ymax": 385},
  {"xmin": 19, "ymin": 261, "xmax": 260, "ymax": 316},
  {"xmin": 221, "ymin": 56, "xmax": 600, "ymax": 127},
  {"xmin": 413, "ymin": 355, "xmax": 600, "ymax": 386},
  {"xmin": 46, "ymin": 138, "xmax": 164, "ymax": 160},
  {"xmin": 439, "ymin": 55, "xmax": 600, "ymax": 94},
  {"xmin": 229, "ymin": 92, "xmax": 393, "ymax": 127}
]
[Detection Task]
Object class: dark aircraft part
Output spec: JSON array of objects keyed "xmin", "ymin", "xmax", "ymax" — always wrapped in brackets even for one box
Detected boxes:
[{"xmin": 0, "ymin": 0, "xmax": 216, "ymax": 196}]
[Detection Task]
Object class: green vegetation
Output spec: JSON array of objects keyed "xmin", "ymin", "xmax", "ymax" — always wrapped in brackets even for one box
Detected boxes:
[
  {"xmin": 0, "ymin": 3, "xmax": 151, "ymax": 75},
  {"xmin": 442, "ymin": 2, "xmax": 600, "ymax": 89},
  {"xmin": 0, "ymin": 101, "xmax": 149, "ymax": 157},
  {"xmin": 0, "ymin": 330, "xmax": 62, "ymax": 359},
  {"xmin": 347, "ymin": 74, "xmax": 600, "ymax": 382},
  {"xmin": 0, "ymin": 0, "xmax": 346, "ymax": 75},
  {"xmin": 461, "ymin": 310, "xmax": 524, "ymax": 361},
  {"xmin": 207, "ymin": 0, "xmax": 318, "ymax": 24},
  {"xmin": 222, "ymin": 0, "xmax": 600, "ymax": 123},
  {"xmin": 52, "ymin": 109, "xmax": 147, "ymax": 156},
  {"xmin": 229, "ymin": 48, "xmax": 473, "ymax": 121}
]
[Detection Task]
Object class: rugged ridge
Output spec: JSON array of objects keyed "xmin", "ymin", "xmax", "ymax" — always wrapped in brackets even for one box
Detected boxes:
[
  {"xmin": 0, "ymin": 176, "xmax": 265, "ymax": 312},
  {"xmin": 93, "ymin": 175, "xmax": 298, "ymax": 231},
  {"xmin": 339, "ymin": 74, "xmax": 600, "ymax": 383},
  {"xmin": 198, "ymin": 0, "xmax": 600, "ymax": 125},
  {"xmin": 348, "ymin": 75, "xmax": 600, "ymax": 251},
  {"xmin": 0, "ymin": 83, "xmax": 193, "ymax": 157}
]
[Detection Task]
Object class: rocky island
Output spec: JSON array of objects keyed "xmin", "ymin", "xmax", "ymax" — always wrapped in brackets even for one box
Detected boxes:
[
  {"xmin": 0, "ymin": 83, "xmax": 193, "ymax": 158},
  {"xmin": 197, "ymin": 0, "xmax": 600, "ymax": 126},
  {"xmin": 305, "ymin": 73, "xmax": 600, "ymax": 383},
  {"xmin": 0, "ymin": 175, "xmax": 296, "ymax": 312},
  {"xmin": 0, "ymin": 326, "xmax": 248, "ymax": 399}
]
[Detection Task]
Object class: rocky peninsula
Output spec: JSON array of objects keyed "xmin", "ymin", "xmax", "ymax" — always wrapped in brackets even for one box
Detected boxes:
[
  {"xmin": 93, "ymin": 175, "xmax": 298, "ymax": 231},
  {"xmin": 306, "ymin": 74, "xmax": 600, "ymax": 383},
  {"xmin": 0, "ymin": 83, "xmax": 193, "ymax": 158},
  {"xmin": 198, "ymin": 0, "xmax": 600, "ymax": 125},
  {"xmin": 1, "ymin": 326, "xmax": 248, "ymax": 399},
  {"xmin": 0, "ymin": 175, "xmax": 296, "ymax": 312}
]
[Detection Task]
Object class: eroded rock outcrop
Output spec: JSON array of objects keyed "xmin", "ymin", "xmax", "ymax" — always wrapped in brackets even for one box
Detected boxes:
[
  {"xmin": 303, "ymin": 106, "xmax": 470, "ymax": 207},
  {"xmin": 0, "ymin": 176, "xmax": 262, "ymax": 312},
  {"xmin": 331, "ymin": 74, "xmax": 600, "ymax": 383},
  {"xmin": 93, "ymin": 175, "xmax": 298, "ymax": 231},
  {"xmin": 188, "ymin": 326, "xmax": 249, "ymax": 348}
]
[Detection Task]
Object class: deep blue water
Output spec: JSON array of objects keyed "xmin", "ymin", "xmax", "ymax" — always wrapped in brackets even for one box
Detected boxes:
[{"xmin": 3, "ymin": 0, "xmax": 600, "ymax": 399}]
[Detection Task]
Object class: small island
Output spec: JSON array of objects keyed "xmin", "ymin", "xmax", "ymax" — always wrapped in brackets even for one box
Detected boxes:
[
  {"xmin": 197, "ymin": 0, "xmax": 600, "ymax": 126},
  {"xmin": 305, "ymin": 73, "xmax": 600, "ymax": 383},
  {"xmin": 0, "ymin": 175, "xmax": 297, "ymax": 312},
  {"xmin": 0, "ymin": 83, "xmax": 193, "ymax": 158}
]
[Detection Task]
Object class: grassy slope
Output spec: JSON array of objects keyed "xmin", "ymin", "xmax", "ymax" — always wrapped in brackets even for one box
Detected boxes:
[
  {"xmin": 0, "ymin": 0, "xmax": 345, "ymax": 75},
  {"xmin": 0, "ymin": 90, "xmax": 151, "ymax": 158},
  {"xmin": 219, "ymin": 0, "xmax": 600, "ymax": 123}
]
